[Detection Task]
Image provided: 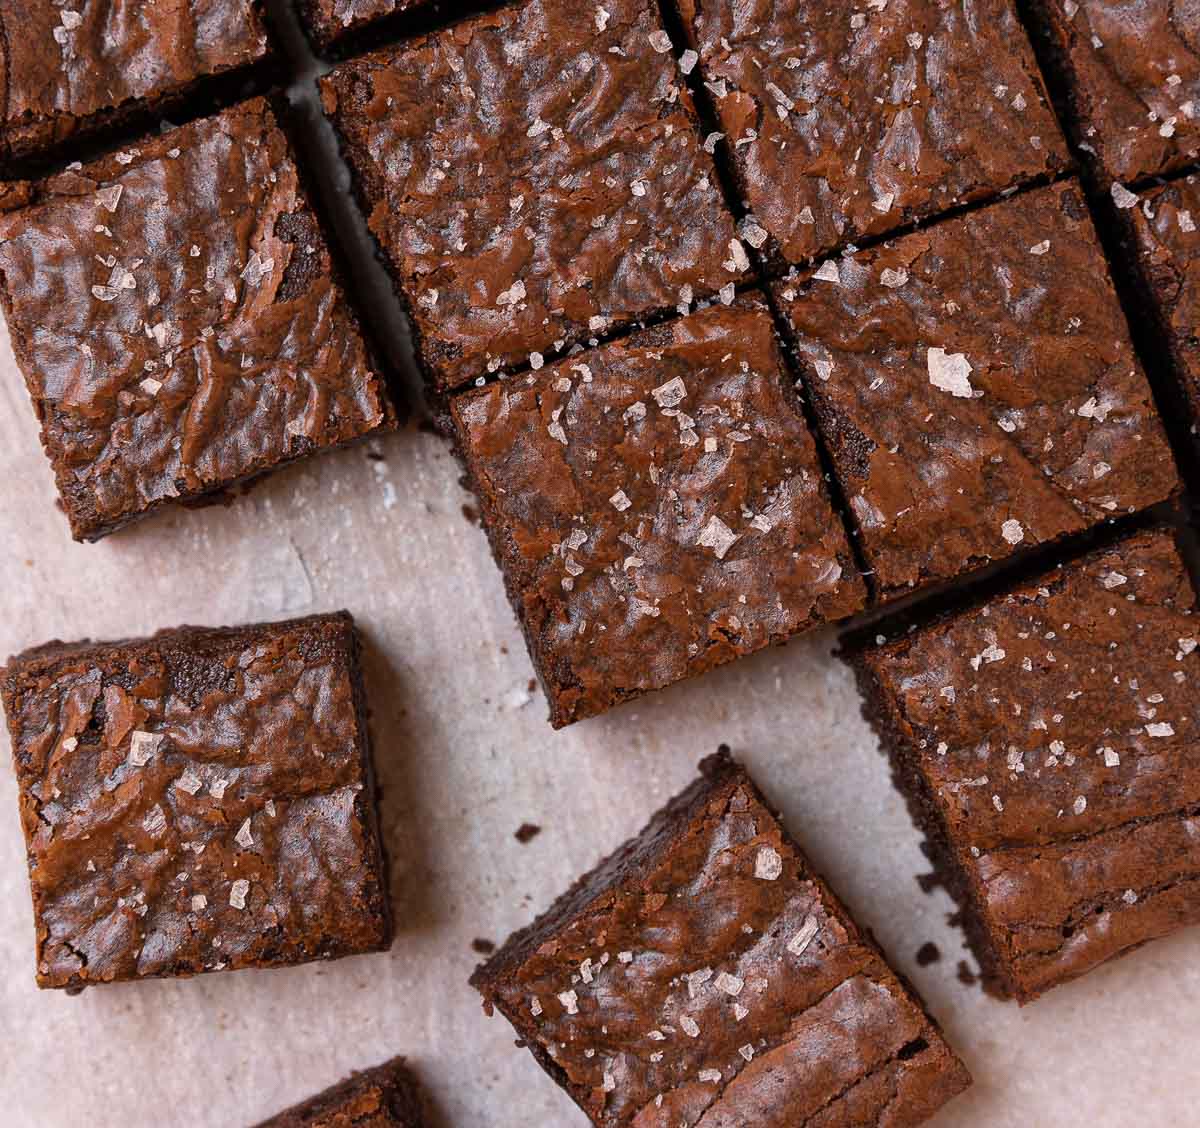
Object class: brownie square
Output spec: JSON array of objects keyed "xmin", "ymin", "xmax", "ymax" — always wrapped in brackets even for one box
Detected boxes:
[
  {"xmin": 256, "ymin": 1057, "xmax": 425, "ymax": 1127},
  {"xmin": 450, "ymin": 295, "xmax": 865, "ymax": 727},
  {"xmin": 1, "ymin": 611, "xmax": 391, "ymax": 991},
  {"xmin": 1125, "ymin": 177, "xmax": 1200, "ymax": 431},
  {"xmin": 471, "ymin": 751, "xmax": 971, "ymax": 1127},
  {"xmin": 0, "ymin": 0, "xmax": 270, "ymax": 165},
  {"xmin": 673, "ymin": 0, "xmax": 1069, "ymax": 267},
  {"xmin": 320, "ymin": 0, "xmax": 749, "ymax": 395},
  {"xmin": 298, "ymin": 0, "xmax": 420, "ymax": 49},
  {"xmin": 847, "ymin": 530, "xmax": 1200, "ymax": 1003},
  {"xmin": 0, "ymin": 97, "xmax": 396, "ymax": 542},
  {"xmin": 1030, "ymin": 0, "xmax": 1200, "ymax": 185},
  {"xmin": 771, "ymin": 180, "xmax": 1178, "ymax": 602}
]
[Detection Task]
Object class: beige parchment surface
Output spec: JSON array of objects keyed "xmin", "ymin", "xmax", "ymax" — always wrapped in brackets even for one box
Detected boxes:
[{"xmin": 0, "ymin": 306, "xmax": 1198, "ymax": 1127}]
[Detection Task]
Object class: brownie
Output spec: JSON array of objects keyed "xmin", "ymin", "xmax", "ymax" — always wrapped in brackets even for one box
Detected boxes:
[
  {"xmin": 298, "ymin": 0, "xmax": 420, "ymax": 49},
  {"xmin": 771, "ymin": 180, "xmax": 1178, "ymax": 602},
  {"xmin": 255, "ymin": 1057, "xmax": 425, "ymax": 1127},
  {"xmin": 0, "ymin": 0, "xmax": 270, "ymax": 165},
  {"xmin": 673, "ymin": 0, "xmax": 1069, "ymax": 267},
  {"xmin": 1029, "ymin": 0, "xmax": 1200, "ymax": 185},
  {"xmin": 0, "ymin": 97, "xmax": 396, "ymax": 541},
  {"xmin": 319, "ymin": 0, "xmax": 749, "ymax": 395},
  {"xmin": 450, "ymin": 296, "xmax": 865, "ymax": 728},
  {"xmin": 847, "ymin": 530, "xmax": 1200, "ymax": 1003},
  {"xmin": 471, "ymin": 751, "xmax": 971, "ymax": 1127},
  {"xmin": 1125, "ymin": 176, "xmax": 1200, "ymax": 433},
  {"xmin": 0, "ymin": 611, "xmax": 391, "ymax": 991}
]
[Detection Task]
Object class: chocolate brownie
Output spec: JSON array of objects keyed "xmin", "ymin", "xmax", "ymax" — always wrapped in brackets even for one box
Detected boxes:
[
  {"xmin": 1028, "ymin": 0, "xmax": 1200, "ymax": 185},
  {"xmin": 320, "ymin": 0, "xmax": 749, "ymax": 395},
  {"xmin": 256, "ymin": 1057, "xmax": 425, "ymax": 1127},
  {"xmin": 0, "ymin": 0, "xmax": 270, "ymax": 166},
  {"xmin": 471, "ymin": 751, "xmax": 971, "ymax": 1127},
  {"xmin": 1124, "ymin": 176, "xmax": 1200, "ymax": 436},
  {"xmin": 0, "ymin": 97, "xmax": 396, "ymax": 541},
  {"xmin": 298, "ymin": 0, "xmax": 420, "ymax": 49},
  {"xmin": 771, "ymin": 180, "xmax": 1178, "ymax": 602},
  {"xmin": 846, "ymin": 530, "xmax": 1200, "ymax": 1003},
  {"xmin": 0, "ymin": 611, "xmax": 391, "ymax": 991},
  {"xmin": 673, "ymin": 0, "xmax": 1069, "ymax": 267},
  {"xmin": 450, "ymin": 296, "xmax": 865, "ymax": 728}
]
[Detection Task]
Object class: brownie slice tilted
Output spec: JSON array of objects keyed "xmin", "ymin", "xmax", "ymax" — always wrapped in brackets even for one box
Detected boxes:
[
  {"xmin": 319, "ymin": 0, "xmax": 748, "ymax": 395},
  {"xmin": 450, "ymin": 295, "xmax": 866, "ymax": 727},
  {"xmin": 1, "ymin": 611, "xmax": 391, "ymax": 991},
  {"xmin": 675, "ymin": 0, "xmax": 1069, "ymax": 267},
  {"xmin": 0, "ymin": 97, "xmax": 397, "ymax": 541},
  {"xmin": 471, "ymin": 751, "xmax": 970, "ymax": 1127},
  {"xmin": 847, "ymin": 530, "xmax": 1200, "ymax": 1002},
  {"xmin": 772, "ymin": 180, "xmax": 1178, "ymax": 602},
  {"xmin": 0, "ymin": 0, "xmax": 271, "ymax": 166},
  {"xmin": 255, "ymin": 1057, "xmax": 426, "ymax": 1127}
]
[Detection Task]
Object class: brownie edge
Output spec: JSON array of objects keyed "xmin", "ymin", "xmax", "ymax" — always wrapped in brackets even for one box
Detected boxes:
[{"xmin": 254, "ymin": 1056, "xmax": 426, "ymax": 1127}]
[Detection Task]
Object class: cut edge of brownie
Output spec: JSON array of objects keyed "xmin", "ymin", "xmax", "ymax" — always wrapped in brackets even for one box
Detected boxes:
[
  {"xmin": 839, "ymin": 525, "xmax": 1196, "ymax": 1004},
  {"xmin": 1, "ymin": 609, "xmax": 394, "ymax": 988},
  {"xmin": 253, "ymin": 1055, "xmax": 424, "ymax": 1127},
  {"xmin": 471, "ymin": 748, "xmax": 971, "ymax": 1117},
  {"xmin": 0, "ymin": 97, "xmax": 399, "ymax": 542}
]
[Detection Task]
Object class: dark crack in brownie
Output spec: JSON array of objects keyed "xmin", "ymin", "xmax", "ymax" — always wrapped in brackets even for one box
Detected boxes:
[
  {"xmin": 471, "ymin": 751, "xmax": 971, "ymax": 1127},
  {"xmin": 674, "ymin": 0, "xmax": 1069, "ymax": 267},
  {"xmin": 1, "ymin": 611, "xmax": 391, "ymax": 991},
  {"xmin": 771, "ymin": 180, "xmax": 1178, "ymax": 602},
  {"xmin": 320, "ymin": 0, "xmax": 749, "ymax": 395},
  {"xmin": 846, "ymin": 530, "xmax": 1200, "ymax": 1003},
  {"xmin": 0, "ymin": 0, "xmax": 270, "ymax": 165},
  {"xmin": 256, "ymin": 1057, "xmax": 426, "ymax": 1127},
  {"xmin": 0, "ymin": 97, "xmax": 397, "ymax": 541},
  {"xmin": 1030, "ymin": 0, "xmax": 1200, "ymax": 185},
  {"xmin": 450, "ymin": 295, "xmax": 866, "ymax": 728}
]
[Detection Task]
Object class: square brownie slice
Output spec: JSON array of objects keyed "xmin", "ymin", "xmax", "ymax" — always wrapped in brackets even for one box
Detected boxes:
[
  {"xmin": 1028, "ymin": 0, "xmax": 1200, "ymax": 186},
  {"xmin": 0, "ymin": 610, "xmax": 391, "ymax": 991},
  {"xmin": 450, "ymin": 295, "xmax": 865, "ymax": 728},
  {"xmin": 673, "ymin": 0, "xmax": 1069, "ymax": 267},
  {"xmin": 771, "ymin": 180, "xmax": 1178, "ymax": 602},
  {"xmin": 0, "ymin": 0, "xmax": 270, "ymax": 165},
  {"xmin": 255, "ymin": 1057, "xmax": 425, "ymax": 1127},
  {"xmin": 0, "ymin": 97, "xmax": 396, "ymax": 541},
  {"xmin": 471, "ymin": 751, "xmax": 971, "ymax": 1127},
  {"xmin": 320, "ymin": 0, "xmax": 749, "ymax": 395},
  {"xmin": 846, "ymin": 530, "xmax": 1200, "ymax": 1003}
]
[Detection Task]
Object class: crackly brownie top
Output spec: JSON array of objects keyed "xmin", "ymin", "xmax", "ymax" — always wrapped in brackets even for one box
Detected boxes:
[
  {"xmin": 0, "ymin": 97, "xmax": 392, "ymax": 541},
  {"xmin": 451, "ymin": 298, "xmax": 865, "ymax": 727},
  {"xmin": 856, "ymin": 531, "xmax": 1200, "ymax": 996},
  {"xmin": 0, "ymin": 0, "xmax": 268, "ymax": 152},
  {"xmin": 1129, "ymin": 176, "xmax": 1200, "ymax": 400},
  {"xmin": 320, "ymin": 0, "xmax": 747, "ymax": 393},
  {"xmin": 256, "ymin": 1057, "xmax": 425, "ymax": 1127},
  {"xmin": 1, "ymin": 611, "xmax": 389, "ymax": 990},
  {"xmin": 474, "ymin": 754, "xmax": 970, "ymax": 1127},
  {"xmin": 772, "ymin": 181, "xmax": 1178, "ymax": 600},
  {"xmin": 1039, "ymin": 0, "xmax": 1200, "ymax": 184},
  {"xmin": 301, "ymin": 0, "xmax": 411, "ymax": 46},
  {"xmin": 675, "ymin": 0, "xmax": 1068, "ymax": 266}
]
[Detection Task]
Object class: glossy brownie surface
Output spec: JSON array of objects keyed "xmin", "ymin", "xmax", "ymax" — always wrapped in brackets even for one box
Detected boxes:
[
  {"xmin": 320, "ymin": 0, "xmax": 747, "ymax": 393},
  {"xmin": 850, "ymin": 531, "xmax": 1200, "ymax": 1001},
  {"xmin": 0, "ymin": 0, "xmax": 269, "ymax": 161},
  {"xmin": 471, "ymin": 751, "xmax": 971, "ymax": 1127},
  {"xmin": 1, "ymin": 611, "xmax": 391, "ymax": 990},
  {"xmin": 676, "ymin": 0, "xmax": 1069, "ymax": 265},
  {"xmin": 772, "ymin": 180, "xmax": 1178, "ymax": 600},
  {"xmin": 256, "ymin": 1057, "xmax": 425, "ymax": 1127},
  {"xmin": 0, "ymin": 98, "xmax": 394, "ymax": 541},
  {"xmin": 451, "ymin": 296, "xmax": 865, "ymax": 727}
]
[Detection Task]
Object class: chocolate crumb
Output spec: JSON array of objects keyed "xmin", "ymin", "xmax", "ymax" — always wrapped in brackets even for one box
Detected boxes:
[
  {"xmin": 916, "ymin": 942, "xmax": 941, "ymax": 967},
  {"xmin": 472, "ymin": 938, "xmax": 496, "ymax": 955},
  {"xmin": 515, "ymin": 823, "xmax": 542, "ymax": 844},
  {"xmin": 956, "ymin": 960, "xmax": 978, "ymax": 986}
]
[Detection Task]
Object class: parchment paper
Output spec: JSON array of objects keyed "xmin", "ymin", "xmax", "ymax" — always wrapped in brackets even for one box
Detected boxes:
[{"xmin": 1, "ymin": 19, "xmax": 1197, "ymax": 1127}]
